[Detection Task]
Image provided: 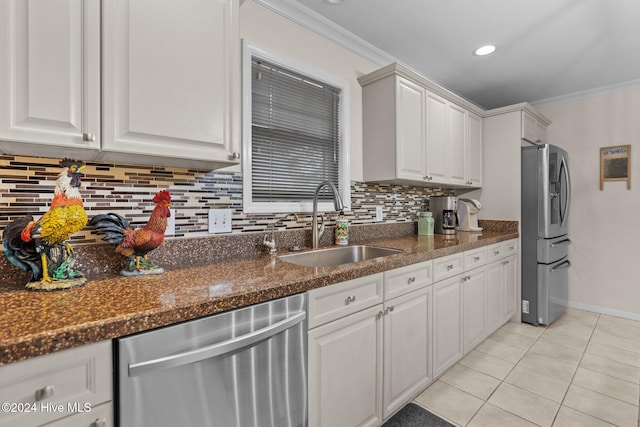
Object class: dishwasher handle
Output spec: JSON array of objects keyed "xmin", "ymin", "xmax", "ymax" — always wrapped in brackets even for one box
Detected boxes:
[{"xmin": 128, "ymin": 310, "xmax": 306, "ymax": 377}]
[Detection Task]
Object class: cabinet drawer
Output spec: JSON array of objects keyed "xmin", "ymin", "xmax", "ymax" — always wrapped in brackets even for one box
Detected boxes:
[
  {"xmin": 308, "ymin": 273, "xmax": 384, "ymax": 329},
  {"xmin": 464, "ymin": 247, "xmax": 487, "ymax": 271},
  {"xmin": 502, "ymin": 239, "xmax": 518, "ymax": 258},
  {"xmin": 0, "ymin": 340, "xmax": 112, "ymax": 427},
  {"xmin": 486, "ymin": 243, "xmax": 503, "ymax": 263},
  {"xmin": 433, "ymin": 253, "xmax": 464, "ymax": 282},
  {"xmin": 384, "ymin": 260, "xmax": 433, "ymax": 300}
]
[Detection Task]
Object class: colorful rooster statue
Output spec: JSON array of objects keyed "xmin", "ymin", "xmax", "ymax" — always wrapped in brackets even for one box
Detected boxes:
[
  {"xmin": 89, "ymin": 190, "xmax": 171, "ymax": 276},
  {"xmin": 2, "ymin": 159, "xmax": 88, "ymax": 291}
]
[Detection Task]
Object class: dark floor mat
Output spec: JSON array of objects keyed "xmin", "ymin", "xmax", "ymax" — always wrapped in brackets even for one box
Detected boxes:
[{"xmin": 382, "ymin": 403, "xmax": 455, "ymax": 427}]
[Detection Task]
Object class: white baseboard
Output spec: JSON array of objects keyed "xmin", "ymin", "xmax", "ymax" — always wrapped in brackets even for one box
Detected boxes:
[{"xmin": 567, "ymin": 301, "xmax": 640, "ymax": 322}]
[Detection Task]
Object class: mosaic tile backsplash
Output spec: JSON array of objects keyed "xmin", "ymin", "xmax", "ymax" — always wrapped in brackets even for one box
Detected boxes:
[{"xmin": 0, "ymin": 155, "xmax": 453, "ymax": 245}]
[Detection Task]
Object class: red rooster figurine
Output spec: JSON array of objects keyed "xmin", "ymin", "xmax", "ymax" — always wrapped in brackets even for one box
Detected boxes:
[{"xmin": 89, "ymin": 190, "xmax": 171, "ymax": 276}]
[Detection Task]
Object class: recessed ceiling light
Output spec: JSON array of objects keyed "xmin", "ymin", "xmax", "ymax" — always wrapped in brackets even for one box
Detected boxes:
[{"xmin": 473, "ymin": 45, "xmax": 496, "ymax": 56}]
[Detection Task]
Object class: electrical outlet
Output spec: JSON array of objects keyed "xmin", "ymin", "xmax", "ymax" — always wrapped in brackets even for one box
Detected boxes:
[
  {"xmin": 209, "ymin": 209, "xmax": 232, "ymax": 233},
  {"xmin": 165, "ymin": 209, "xmax": 176, "ymax": 236},
  {"xmin": 376, "ymin": 206, "xmax": 383, "ymax": 222}
]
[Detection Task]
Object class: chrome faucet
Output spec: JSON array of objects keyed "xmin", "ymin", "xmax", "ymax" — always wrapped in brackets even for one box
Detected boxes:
[
  {"xmin": 312, "ymin": 181, "xmax": 344, "ymax": 249},
  {"xmin": 263, "ymin": 213, "xmax": 299, "ymax": 255}
]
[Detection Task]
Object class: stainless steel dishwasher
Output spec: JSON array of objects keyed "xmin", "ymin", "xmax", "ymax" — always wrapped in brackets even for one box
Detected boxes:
[{"xmin": 116, "ymin": 293, "xmax": 307, "ymax": 427}]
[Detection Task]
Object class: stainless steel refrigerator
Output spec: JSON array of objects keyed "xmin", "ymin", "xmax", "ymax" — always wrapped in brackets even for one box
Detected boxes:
[{"xmin": 521, "ymin": 144, "xmax": 572, "ymax": 325}]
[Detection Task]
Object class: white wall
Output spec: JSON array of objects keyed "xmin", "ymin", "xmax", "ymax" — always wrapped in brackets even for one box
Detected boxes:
[
  {"xmin": 537, "ymin": 86, "xmax": 640, "ymax": 319},
  {"xmin": 240, "ymin": 1, "xmax": 381, "ymax": 182}
]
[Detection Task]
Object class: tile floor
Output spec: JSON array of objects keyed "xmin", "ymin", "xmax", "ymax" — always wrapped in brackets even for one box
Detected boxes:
[{"xmin": 414, "ymin": 308, "xmax": 640, "ymax": 427}]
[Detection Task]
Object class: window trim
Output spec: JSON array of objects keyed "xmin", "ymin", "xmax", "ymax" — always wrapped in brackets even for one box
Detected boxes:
[{"xmin": 241, "ymin": 40, "xmax": 351, "ymax": 214}]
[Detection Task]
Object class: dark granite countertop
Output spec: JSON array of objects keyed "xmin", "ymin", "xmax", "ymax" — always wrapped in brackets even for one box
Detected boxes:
[{"xmin": 0, "ymin": 226, "xmax": 518, "ymax": 365}]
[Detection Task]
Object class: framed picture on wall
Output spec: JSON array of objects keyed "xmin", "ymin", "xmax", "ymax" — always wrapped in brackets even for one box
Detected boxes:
[{"xmin": 600, "ymin": 144, "xmax": 631, "ymax": 190}]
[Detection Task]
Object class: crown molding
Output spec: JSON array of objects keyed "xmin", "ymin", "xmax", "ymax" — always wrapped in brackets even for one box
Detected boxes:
[
  {"xmin": 251, "ymin": 0, "xmax": 395, "ymax": 66},
  {"xmin": 531, "ymin": 79, "xmax": 640, "ymax": 108}
]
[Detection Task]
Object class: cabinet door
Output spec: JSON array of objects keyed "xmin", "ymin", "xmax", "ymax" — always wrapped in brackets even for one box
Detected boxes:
[
  {"xmin": 395, "ymin": 77, "xmax": 425, "ymax": 181},
  {"xmin": 308, "ymin": 305, "xmax": 383, "ymax": 427},
  {"xmin": 383, "ymin": 287, "xmax": 431, "ymax": 419},
  {"xmin": 522, "ymin": 111, "xmax": 537, "ymax": 143},
  {"xmin": 502, "ymin": 255, "xmax": 517, "ymax": 322},
  {"xmin": 425, "ymin": 92, "xmax": 448, "ymax": 183},
  {"xmin": 535, "ymin": 120, "xmax": 547, "ymax": 144},
  {"xmin": 433, "ymin": 276, "xmax": 462, "ymax": 378},
  {"xmin": 467, "ymin": 112, "xmax": 483, "ymax": 186},
  {"xmin": 102, "ymin": 0, "xmax": 240, "ymax": 164},
  {"xmin": 0, "ymin": 0, "xmax": 100, "ymax": 155},
  {"xmin": 463, "ymin": 270, "xmax": 486, "ymax": 353},
  {"xmin": 447, "ymin": 103, "xmax": 467, "ymax": 185},
  {"xmin": 485, "ymin": 261, "xmax": 504, "ymax": 335}
]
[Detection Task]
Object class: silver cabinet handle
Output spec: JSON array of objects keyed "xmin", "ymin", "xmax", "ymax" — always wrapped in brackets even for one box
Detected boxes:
[
  {"xmin": 377, "ymin": 310, "xmax": 385, "ymax": 319},
  {"xmin": 82, "ymin": 132, "xmax": 95, "ymax": 142},
  {"xmin": 128, "ymin": 311, "xmax": 306, "ymax": 377},
  {"xmin": 494, "ymin": 250, "xmax": 500, "ymax": 255},
  {"xmin": 35, "ymin": 385, "xmax": 54, "ymax": 401},
  {"xmin": 502, "ymin": 260, "xmax": 510, "ymax": 265},
  {"xmin": 407, "ymin": 276, "xmax": 416, "ymax": 284},
  {"xmin": 473, "ymin": 256, "xmax": 480, "ymax": 261},
  {"xmin": 345, "ymin": 295, "xmax": 356, "ymax": 304},
  {"xmin": 91, "ymin": 419, "xmax": 107, "ymax": 427},
  {"xmin": 446, "ymin": 264, "xmax": 454, "ymax": 271},
  {"xmin": 385, "ymin": 306, "xmax": 395, "ymax": 315},
  {"xmin": 230, "ymin": 152, "xmax": 241, "ymax": 160},
  {"xmin": 424, "ymin": 176, "xmax": 433, "ymax": 181}
]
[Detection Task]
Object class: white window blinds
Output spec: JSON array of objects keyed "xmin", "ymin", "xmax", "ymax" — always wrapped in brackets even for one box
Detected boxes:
[{"xmin": 251, "ymin": 57, "xmax": 342, "ymax": 203}]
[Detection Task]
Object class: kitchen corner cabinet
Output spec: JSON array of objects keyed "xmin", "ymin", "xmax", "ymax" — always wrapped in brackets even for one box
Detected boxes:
[
  {"xmin": 0, "ymin": 340, "xmax": 113, "ymax": 427},
  {"xmin": 0, "ymin": 0, "xmax": 240, "ymax": 171},
  {"xmin": 101, "ymin": 0, "xmax": 241, "ymax": 169},
  {"xmin": 359, "ymin": 64, "xmax": 483, "ymax": 189},
  {"xmin": 0, "ymin": 0, "xmax": 101, "ymax": 159}
]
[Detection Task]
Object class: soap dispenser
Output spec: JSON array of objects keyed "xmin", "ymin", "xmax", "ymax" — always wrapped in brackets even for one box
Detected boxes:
[{"xmin": 335, "ymin": 211, "xmax": 349, "ymax": 245}]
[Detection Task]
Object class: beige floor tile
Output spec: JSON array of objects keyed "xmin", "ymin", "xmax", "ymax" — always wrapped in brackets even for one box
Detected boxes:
[
  {"xmin": 414, "ymin": 380, "xmax": 483, "ymax": 426},
  {"xmin": 459, "ymin": 350, "xmax": 516, "ymax": 380},
  {"xmin": 488, "ymin": 382, "xmax": 559, "ymax": 427},
  {"xmin": 553, "ymin": 405, "xmax": 617, "ymax": 427},
  {"xmin": 591, "ymin": 328, "xmax": 640, "ymax": 353},
  {"xmin": 545, "ymin": 320, "xmax": 595, "ymax": 340},
  {"xmin": 467, "ymin": 403, "xmax": 538, "ymax": 427},
  {"xmin": 475, "ymin": 337, "xmax": 528, "ymax": 363},
  {"xmin": 572, "ymin": 367, "xmax": 640, "ymax": 405},
  {"xmin": 563, "ymin": 384, "xmax": 639, "ymax": 427},
  {"xmin": 489, "ymin": 328, "xmax": 538, "ymax": 350},
  {"xmin": 529, "ymin": 339, "xmax": 584, "ymax": 366},
  {"xmin": 499, "ymin": 321, "xmax": 546, "ymax": 338},
  {"xmin": 586, "ymin": 340, "xmax": 640, "ymax": 368},
  {"xmin": 597, "ymin": 315, "xmax": 640, "ymax": 341},
  {"xmin": 580, "ymin": 353, "xmax": 640, "ymax": 384},
  {"xmin": 440, "ymin": 364, "xmax": 501, "ymax": 400},
  {"xmin": 518, "ymin": 352, "xmax": 577, "ymax": 382},
  {"xmin": 505, "ymin": 365, "xmax": 571, "ymax": 403},
  {"xmin": 538, "ymin": 328, "xmax": 590, "ymax": 351}
]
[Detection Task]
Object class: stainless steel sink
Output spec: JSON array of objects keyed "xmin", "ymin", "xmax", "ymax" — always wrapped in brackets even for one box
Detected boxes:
[{"xmin": 278, "ymin": 245, "xmax": 402, "ymax": 267}]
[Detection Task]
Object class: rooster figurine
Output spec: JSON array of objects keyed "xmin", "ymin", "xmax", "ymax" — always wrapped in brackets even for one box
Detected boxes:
[
  {"xmin": 2, "ymin": 159, "xmax": 88, "ymax": 291},
  {"xmin": 89, "ymin": 190, "xmax": 171, "ymax": 276}
]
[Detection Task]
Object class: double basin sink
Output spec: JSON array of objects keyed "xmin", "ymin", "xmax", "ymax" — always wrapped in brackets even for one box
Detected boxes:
[{"xmin": 278, "ymin": 245, "xmax": 402, "ymax": 268}]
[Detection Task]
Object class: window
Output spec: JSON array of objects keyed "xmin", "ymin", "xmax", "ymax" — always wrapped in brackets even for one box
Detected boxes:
[{"xmin": 242, "ymin": 42, "xmax": 350, "ymax": 214}]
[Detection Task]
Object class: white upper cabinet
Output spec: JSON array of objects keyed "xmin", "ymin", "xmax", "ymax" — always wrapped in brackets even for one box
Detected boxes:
[
  {"xmin": 102, "ymin": 0, "xmax": 240, "ymax": 169},
  {"xmin": 360, "ymin": 63, "xmax": 483, "ymax": 189},
  {"xmin": 0, "ymin": 0, "xmax": 240, "ymax": 170},
  {"xmin": 0, "ymin": 0, "xmax": 101, "ymax": 158},
  {"xmin": 467, "ymin": 112, "xmax": 483, "ymax": 186},
  {"xmin": 522, "ymin": 110, "xmax": 547, "ymax": 145}
]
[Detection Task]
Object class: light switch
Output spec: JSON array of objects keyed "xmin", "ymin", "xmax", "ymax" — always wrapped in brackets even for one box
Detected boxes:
[{"xmin": 209, "ymin": 209, "xmax": 232, "ymax": 233}]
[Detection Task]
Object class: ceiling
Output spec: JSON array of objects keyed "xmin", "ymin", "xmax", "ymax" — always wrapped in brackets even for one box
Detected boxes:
[{"xmin": 290, "ymin": 0, "xmax": 640, "ymax": 109}]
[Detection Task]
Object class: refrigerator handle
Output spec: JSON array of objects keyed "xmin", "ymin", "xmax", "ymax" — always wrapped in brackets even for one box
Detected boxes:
[
  {"xmin": 550, "ymin": 260, "xmax": 572, "ymax": 272},
  {"xmin": 560, "ymin": 156, "xmax": 571, "ymax": 228},
  {"xmin": 550, "ymin": 238, "xmax": 572, "ymax": 247}
]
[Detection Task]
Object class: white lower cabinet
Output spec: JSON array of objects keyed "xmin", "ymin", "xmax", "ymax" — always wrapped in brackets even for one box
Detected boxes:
[
  {"xmin": 432, "ymin": 276, "xmax": 463, "ymax": 378},
  {"xmin": 462, "ymin": 269, "xmax": 486, "ymax": 354},
  {"xmin": 0, "ymin": 340, "xmax": 113, "ymax": 427},
  {"xmin": 382, "ymin": 286, "xmax": 432, "ymax": 419},
  {"xmin": 502, "ymin": 255, "xmax": 517, "ymax": 322},
  {"xmin": 308, "ymin": 304, "xmax": 384, "ymax": 427}
]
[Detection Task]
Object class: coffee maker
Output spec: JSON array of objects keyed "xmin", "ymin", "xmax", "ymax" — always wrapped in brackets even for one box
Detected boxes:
[
  {"xmin": 457, "ymin": 198, "xmax": 483, "ymax": 232},
  {"xmin": 429, "ymin": 196, "xmax": 458, "ymax": 235}
]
